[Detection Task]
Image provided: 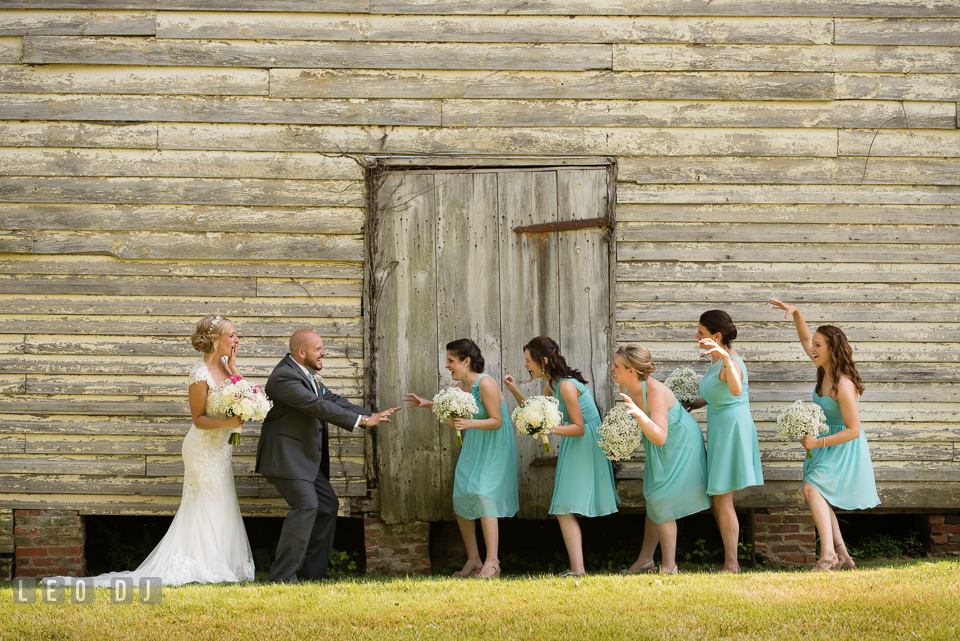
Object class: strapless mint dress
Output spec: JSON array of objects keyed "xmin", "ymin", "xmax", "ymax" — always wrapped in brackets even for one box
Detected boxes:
[
  {"xmin": 452, "ymin": 374, "xmax": 520, "ymax": 519},
  {"xmin": 802, "ymin": 390, "xmax": 880, "ymax": 510},
  {"xmin": 548, "ymin": 378, "xmax": 620, "ymax": 517}
]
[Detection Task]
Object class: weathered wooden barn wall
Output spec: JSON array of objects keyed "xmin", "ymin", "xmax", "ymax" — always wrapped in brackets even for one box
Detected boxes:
[{"xmin": 0, "ymin": 0, "xmax": 957, "ymax": 519}]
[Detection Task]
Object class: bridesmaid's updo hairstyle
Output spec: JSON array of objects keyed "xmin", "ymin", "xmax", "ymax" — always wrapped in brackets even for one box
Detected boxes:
[
  {"xmin": 191, "ymin": 314, "xmax": 230, "ymax": 354},
  {"xmin": 814, "ymin": 325, "xmax": 865, "ymax": 399},
  {"xmin": 446, "ymin": 338, "xmax": 485, "ymax": 373},
  {"xmin": 615, "ymin": 343, "xmax": 656, "ymax": 381},
  {"xmin": 699, "ymin": 309, "xmax": 738, "ymax": 348},
  {"xmin": 523, "ymin": 336, "xmax": 588, "ymax": 386}
]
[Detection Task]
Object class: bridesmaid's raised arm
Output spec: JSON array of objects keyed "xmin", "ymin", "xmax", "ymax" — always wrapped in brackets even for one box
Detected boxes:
[
  {"xmin": 502, "ymin": 374, "xmax": 526, "ymax": 404},
  {"xmin": 770, "ymin": 299, "xmax": 814, "ymax": 360}
]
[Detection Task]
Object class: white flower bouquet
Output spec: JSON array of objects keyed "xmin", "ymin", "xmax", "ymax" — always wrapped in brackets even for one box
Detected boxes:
[
  {"xmin": 664, "ymin": 366, "xmax": 702, "ymax": 404},
  {"xmin": 511, "ymin": 395, "xmax": 561, "ymax": 452},
  {"xmin": 432, "ymin": 386, "xmax": 479, "ymax": 446},
  {"xmin": 597, "ymin": 405, "xmax": 644, "ymax": 461},
  {"xmin": 213, "ymin": 375, "xmax": 273, "ymax": 445},
  {"xmin": 776, "ymin": 400, "xmax": 829, "ymax": 460}
]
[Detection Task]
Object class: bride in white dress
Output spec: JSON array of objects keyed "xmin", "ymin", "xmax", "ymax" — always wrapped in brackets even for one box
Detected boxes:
[{"xmin": 49, "ymin": 314, "xmax": 256, "ymax": 587}]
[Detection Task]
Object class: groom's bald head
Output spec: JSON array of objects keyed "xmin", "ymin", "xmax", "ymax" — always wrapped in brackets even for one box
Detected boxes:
[{"xmin": 290, "ymin": 329, "xmax": 325, "ymax": 370}]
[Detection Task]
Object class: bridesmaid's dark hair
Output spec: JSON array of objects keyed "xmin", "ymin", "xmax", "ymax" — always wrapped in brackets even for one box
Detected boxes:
[
  {"xmin": 446, "ymin": 339, "xmax": 485, "ymax": 373},
  {"xmin": 699, "ymin": 309, "xmax": 738, "ymax": 348},
  {"xmin": 814, "ymin": 325, "xmax": 865, "ymax": 399},
  {"xmin": 523, "ymin": 336, "xmax": 588, "ymax": 386}
]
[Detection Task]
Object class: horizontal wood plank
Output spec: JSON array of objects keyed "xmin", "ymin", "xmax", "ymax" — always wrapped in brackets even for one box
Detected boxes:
[
  {"xmin": 0, "ymin": 298, "xmax": 361, "ymax": 318},
  {"xmin": 23, "ymin": 36, "xmax": 614, "ymax": 71},
  {"xmin": 0, "ymin": 177, "xmax": 364, "ymax": 208},
  {"xmin": 0, "ymin": 93, "xmax": 439, "ymax": 126},
  {"xmin": 0, "ymin": 255, "xmax": 363, "ymax": 279},
  {"xmin": 616, "ymin": 222, "xmax": 960, "ymax": 245},
  {"xmin": 270, "ymin": 69, "xmax": 834, "ymax": 101},
  {"xmin": 0, "ymin": 418, "xmax": 363, "ymax": 439},
  {"xmin": 836, "ymin": 19, "xmax": 960, "ymax": 46},
  {"xmin": 441, "ymin": 99, "xmax": 956, "ymax": 129},
  {"xmin": 158, "ymin": 123, "xmax": 837, "ymax": 156},
  {"xmin": 0, "ymin": 121, "xmax": 157, "ymax": 149},
  {"xmin": 0, "ymin": 355, "xmax": 361, "ymax": 377},
  {"xmin": 0, "ymin": 232, "xmax": 31, "ymax": 253},
  {"xmin": 839, "ymin": 129, "xmax": 960, "ymax": 158},
  {"xmin": 158, "ymin": 13, "xmax": 833, "ymax": 45},
  {"xmin": 367, "ymin": 0, "xmax": 960, "ymax": 18},
  {"xmin": 615, "ymin": 301, "xmax": 960, "ymax": 322},
  {"xmin": 0, "ymin": 10, "xmax": 155, "ymax": 36},
  {"xmin": 618, "ymin": 155, "xmax": 960, "ymax": 185},
  {"xmin": 0, "ymin": 474, "xmax": 260, "ymax": 497},
  {"xmin": 0, "ymin": 203, "xmax": 364, "ymax": 235},
  {"xmin": 25, "ymin": 230, "xmax": 364, "ymax": 261},
  {"xmin": 23, "ymin": 377, "xmax": 363, "ymax": 398},
  {"xmin": 837, "ymin": 73, "xmax": 960, "ymax": 101},
  {"xmin": 617, "ymin": 281, "xmax": 960, "ymax": 304},
  {"xmin": 616, "ymin": 320, "xmax": 960, "ymax": 343},
  {"xmin": 0, "ymin": 36, "xmax": 19, "ymax": 63},
  {"xmin": 0, "ymin": 148, "xmax": 364, "ymax": 180},
  {"xmin": 615, "ymin": 44, "xmax": 960, "ymax": 73},
  {"xmin": 0, "ymin": 1, "xmax": 366, "ymax": 10},
  {"xmin": 0, "ymin": 63, "xmax": 268, "ymax": 95},
  {"xmin": 616, "ymin": 242, "xmax": 960, "ymax": 264},
  {"xmin": 617, "ymin": 183, "xmax": 960, "ymax": 205},
  {"xmin": 0, "ymin": 454, "xmax": 144, "ymax": 475},
  {"xmin": 616, "ymin": 203, "xmax": 960, "ymax": 225}
]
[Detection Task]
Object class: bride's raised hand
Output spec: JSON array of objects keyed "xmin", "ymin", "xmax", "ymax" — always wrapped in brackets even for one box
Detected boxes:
[
  {"xmin": 227, "ymin": 342, "xmax": 239, "ymax": 371},
  {"xmin": 698, "ymin": 337, "xmax": 729, "ymax": 359},
  {"xmin": 769, "ymin": 299, "xmax": 799, "ymax": 318},
  {"xmin": 404, "ymin": 393, "xmax": 432, "ymax": 410}
]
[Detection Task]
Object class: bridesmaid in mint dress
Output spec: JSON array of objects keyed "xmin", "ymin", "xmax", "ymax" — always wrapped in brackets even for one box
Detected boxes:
[
  {"xmin": 405, "ymin": 339, "xmax": 519, "ymax": 579},
  {"xmin": 770, "ymin": 300, "xmax": 879, "ymax": 571},
  {"xmin": 504, "ymin": 336, "xmax": 619, "ymax": 577},
  {"xmin": 687, "ymin": 310, "xmax": 763, "ymax": 572},
  {"xmin": 614, "ymin": 344, "xmax": 711, "ymax": 575}
]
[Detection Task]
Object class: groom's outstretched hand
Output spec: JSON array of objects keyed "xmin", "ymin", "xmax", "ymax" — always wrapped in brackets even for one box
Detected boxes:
[{"xmin": 366, "ymin": 407, "xmax": 402, "ymax": 426}]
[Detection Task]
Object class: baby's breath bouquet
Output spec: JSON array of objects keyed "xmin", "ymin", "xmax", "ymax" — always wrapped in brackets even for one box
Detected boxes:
[
  {"xmin": 776, "ymin": 400, "xmax": 829, "ymax": 460},
  {"xmin": 432, "ymin": 386, "xmax": 479, "ymax": 446},
  {"xmin": 597, "ymin": 405, "xmax": 643, "ymax": 461},
  {"xmin": 212, "ymin": 375, "xmax": 273, "ymax": 445},
  {"xmin": 663, "ymin": 366, "xmax": 702, "ymax": 404},
  {"xmin": 511, "ymin": 395, "xmax": 561, "ymax": 452}
]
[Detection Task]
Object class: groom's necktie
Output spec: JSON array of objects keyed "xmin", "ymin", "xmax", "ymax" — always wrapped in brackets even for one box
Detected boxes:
[{"xmin": 308, "ymin": 372, "xmax": 319, "ymax": 395}]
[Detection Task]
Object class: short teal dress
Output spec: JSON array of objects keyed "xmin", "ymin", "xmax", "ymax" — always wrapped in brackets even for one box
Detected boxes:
[
  {"xmin": 452, "ymin": 374, "xmax": 520, "ymax": 520},
  {"xmin": 699, "ymin": 355, "xmax": 764, "ymax": 495},
  {"xmin": 636, "ymin": 380, "xmax": 712, "ymax": 524},
  {"xmin": 802, "ymin": 390, "xmax": 880, "ymax": 511},
  {"xmin": 548, "ymin": 378, "xmax": 620, "ymax": 517}
]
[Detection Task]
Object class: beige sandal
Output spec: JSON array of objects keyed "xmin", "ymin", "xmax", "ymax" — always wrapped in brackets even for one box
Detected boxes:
[
  {"xmin": 475, "ymin": 560, "xmax": 501, "ymax": 579},
  {"xmin": 453, "ymin": 558, "xmax": 482, "ymax": 578},
  {"xmin": 621, "ymin": 560, "xmax": 657, "ymax": 575},
  {"xmin": 834, "ymin": 543, "xmax": 856, "ymax": 570}
]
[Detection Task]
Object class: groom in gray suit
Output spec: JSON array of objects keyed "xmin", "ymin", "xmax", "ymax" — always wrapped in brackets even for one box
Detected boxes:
[{"xmin": 256, "ymin": 329, "xmax": 399, "ymax": 583}]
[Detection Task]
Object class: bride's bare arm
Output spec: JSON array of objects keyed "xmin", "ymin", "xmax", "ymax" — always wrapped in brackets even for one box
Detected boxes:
[{"xmin": 189, "ymin": 381, "xmax": 244, "ymax": 430}]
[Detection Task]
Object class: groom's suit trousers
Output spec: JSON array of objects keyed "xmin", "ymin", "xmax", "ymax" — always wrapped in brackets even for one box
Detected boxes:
[{"xmin": 266, "ymin": 472, "xmax": 339, "ymax": 583}]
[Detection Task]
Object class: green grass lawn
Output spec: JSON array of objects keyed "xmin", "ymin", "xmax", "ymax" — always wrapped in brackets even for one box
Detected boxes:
[{"xmin": 2, "ymin": 560, "xmax": 958, "ymax": 641}]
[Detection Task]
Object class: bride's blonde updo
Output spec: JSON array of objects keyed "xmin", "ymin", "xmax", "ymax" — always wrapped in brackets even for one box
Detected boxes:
[
  {"xmin": 191, "ymin": 315, "xmax": 230, "ymax": 354},
  {"xmin": 615, "ymin": 343, "xmax": 656, "ymax": 381}
]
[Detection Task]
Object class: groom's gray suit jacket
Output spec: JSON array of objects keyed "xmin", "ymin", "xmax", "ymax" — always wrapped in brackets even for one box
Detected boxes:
[{"xmin": 256, "ymin": 354, "xmax": 367, "ymax": 481}]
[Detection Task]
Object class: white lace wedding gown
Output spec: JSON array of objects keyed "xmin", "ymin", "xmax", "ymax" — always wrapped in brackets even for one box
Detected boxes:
[{"xmin": 48, "ymin": 359, "xmax": 255, "ymax": 587}]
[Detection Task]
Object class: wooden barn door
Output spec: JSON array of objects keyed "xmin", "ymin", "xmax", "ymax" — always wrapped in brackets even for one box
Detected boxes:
[{"xmin": 373, "ymin": 166, "xmax": 613, "ymax": 523}]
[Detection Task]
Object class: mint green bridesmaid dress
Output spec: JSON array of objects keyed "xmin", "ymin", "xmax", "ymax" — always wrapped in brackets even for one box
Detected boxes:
[
  {"xmin": 699, "ymin": 355, "xmax": 764, "ymax": 495},
  {"xmin": 636, "ymin": 379, "xmax": 712, "ymax": 524},
  {"xmin": 451, "ymin": 374, "xmax": 520, "ymax": 520},
  {"xmin": 802, "ymin": 391, "xmax": 880, "ymax": 510},
  {"xmin": 548, "ymin": 378, "xmax": 620, "ymax": 517}
]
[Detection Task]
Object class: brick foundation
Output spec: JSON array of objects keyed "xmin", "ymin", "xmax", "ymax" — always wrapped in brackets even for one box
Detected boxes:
[
  {"xmin": 14, "ymin": 509, "xmax": 86, "ymax": 578},
  {"xmin": 919, "ymin": 514, "xmax": 960, "ymax": 555},
  {"xmin": 752, "ymin": 507, "xmax": 817, "ymax": 567},
  {"xmin": 364, "ymin": 517, "xmax": 431, "ymax": 576}
]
